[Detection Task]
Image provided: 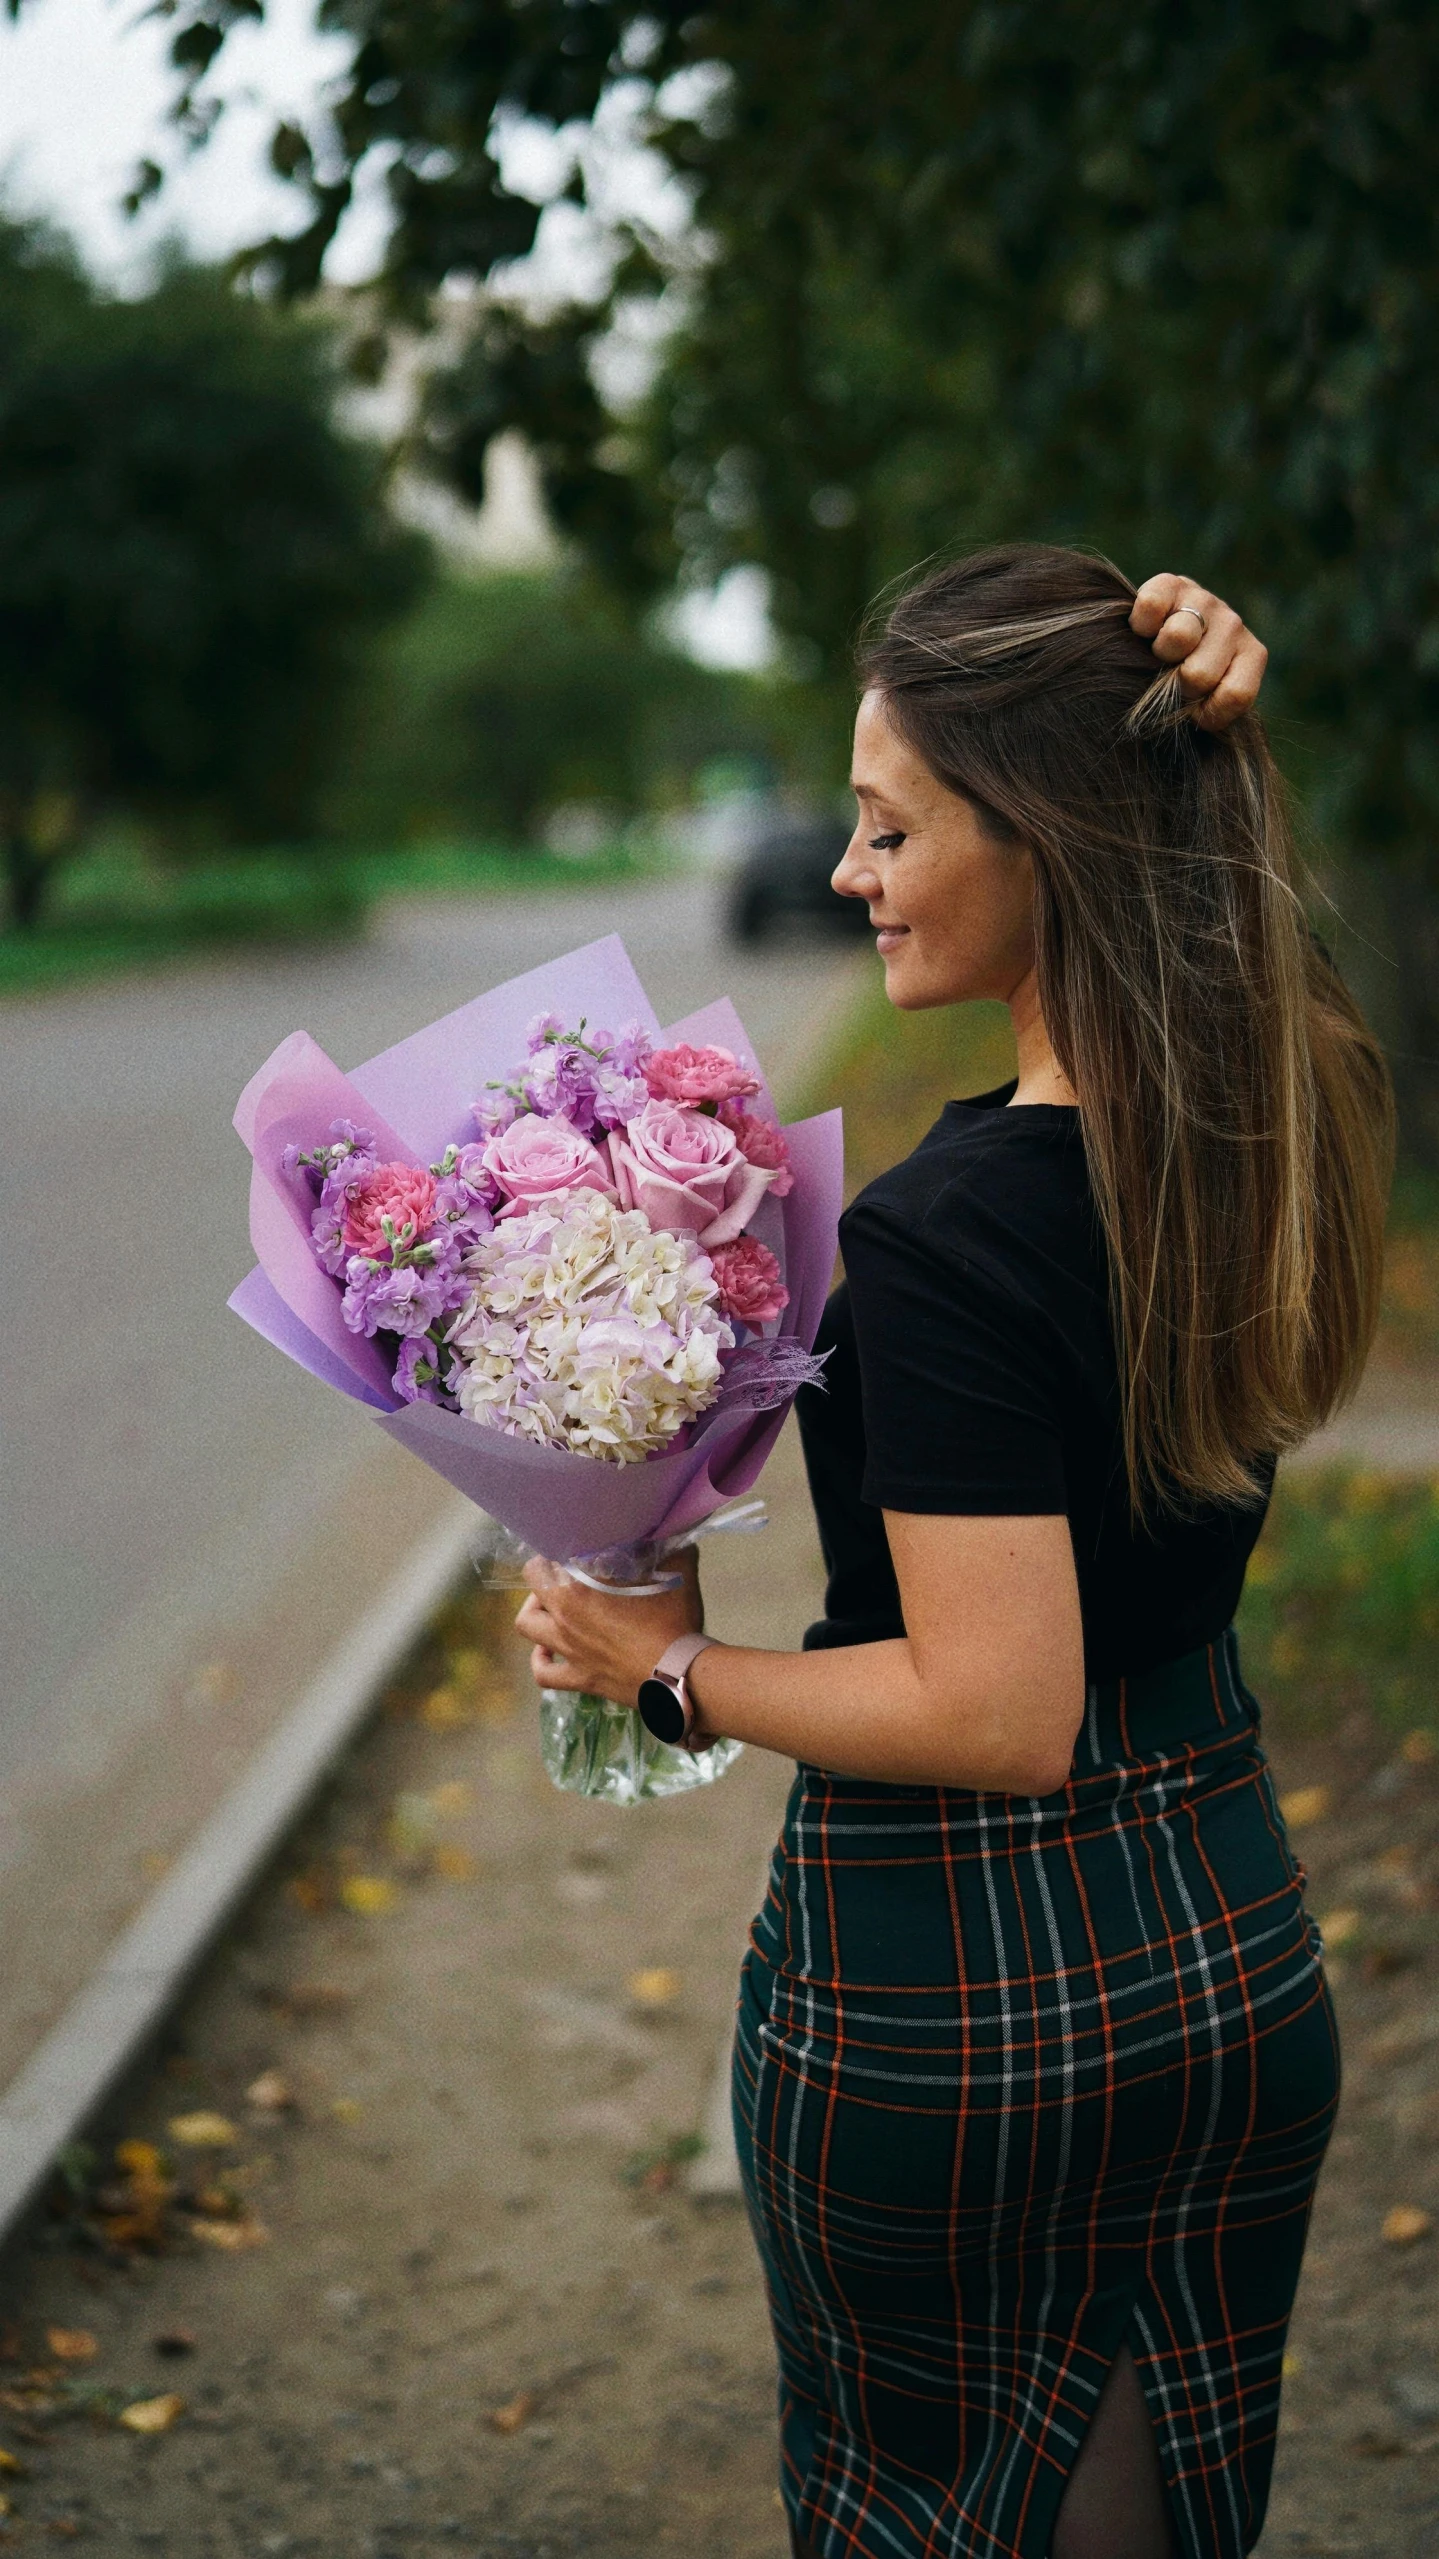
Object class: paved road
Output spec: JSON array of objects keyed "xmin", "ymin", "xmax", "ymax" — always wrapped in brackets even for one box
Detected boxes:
[{"xmin": 0, "ymin": 876, "xmax": 863, "ymax": 2087}]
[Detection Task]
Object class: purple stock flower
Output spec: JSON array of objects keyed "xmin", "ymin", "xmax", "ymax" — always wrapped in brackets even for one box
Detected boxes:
[
  {"xmin": 427, "ymin": 1140, "xmax": 499, "ymax": 1250},
  {"xmin": 310, "ymin": 1197, "xmax": 349, "ymax": 1276},
  {"xmin": 610, "ymin": 1019, "xmax": 652, "ymax": 1076},
  {"xmin": 432, "ymin": 1177, "xmax": 495, "ymax": 1249},
  {"xmin": 520, "ymin": 1040, "xmax": 600, "ymax": 1130},
  {"xmin": 284, "ymin": 1118, "xmax": 376, "ymax": 1198},
  {"xmin": 341, "ymin": 1239, "xmax": 469, "ymax": 1339},
  {"xmin": 471, "ymin": 1086, "xmax": 520, "ymax": 1140},
  {"xmin": 587, "ymin": 1060, "xmax": 650, "ymax": 1130},
  {"xmin": 394, "ymin": 1336, "xmax": 454, "ymax": 1406},
  {"xmin": 433, "ymin": 1140, "xmax": 501, "ymax": 1209},
  {"xmin": 473, "ymin": 1020, "xmax": 655, "ymax": 1143}
]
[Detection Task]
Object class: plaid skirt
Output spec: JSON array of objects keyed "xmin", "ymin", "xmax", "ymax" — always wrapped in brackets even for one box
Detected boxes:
[{"xmin": 733, "ymin": 1631, "xmax": 1337, "ymax": 2559}]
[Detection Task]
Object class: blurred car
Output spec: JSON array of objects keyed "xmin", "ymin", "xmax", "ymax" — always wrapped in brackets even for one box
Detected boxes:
[{"xmin": 724, "ymin": 812, "xmax": 869, "ymax": 946}]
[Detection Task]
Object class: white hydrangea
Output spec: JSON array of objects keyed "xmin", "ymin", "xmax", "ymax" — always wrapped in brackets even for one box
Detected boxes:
[{"xmin": 447, "ymin": 1189, "xmax": 733, "ymax": 1463}]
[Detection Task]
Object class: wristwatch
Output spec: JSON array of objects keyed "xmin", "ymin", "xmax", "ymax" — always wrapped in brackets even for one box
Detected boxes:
[{"xmin": 637, "ymin": 1632, "xmax": 717, "ymax": 1750}]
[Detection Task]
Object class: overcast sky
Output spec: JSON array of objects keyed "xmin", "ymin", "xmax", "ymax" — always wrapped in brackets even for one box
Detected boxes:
[
  {"xmin": 0, "ymin": 0, "xmax": 387, "ymax": 281},
  {"xmin": 0, "ymin": 0, "xmax": 772, "ymax": 667}
]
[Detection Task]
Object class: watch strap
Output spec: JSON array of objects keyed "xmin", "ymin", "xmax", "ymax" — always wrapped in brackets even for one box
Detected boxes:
[{"xmin": 654, "ymin": 1631, "xmax": 715, "ymax": 1684}]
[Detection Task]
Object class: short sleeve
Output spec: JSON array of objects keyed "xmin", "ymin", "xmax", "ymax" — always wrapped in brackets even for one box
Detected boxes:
[{"xmin": 840, "ymin": 1194, "xmax": 1068, "ymax": 1515}]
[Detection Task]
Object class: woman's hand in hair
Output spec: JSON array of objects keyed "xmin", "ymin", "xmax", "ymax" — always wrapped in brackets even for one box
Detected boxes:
[{"xmin": 1130, "ymin": 576, "xmax": 1268, "ymax": 731}]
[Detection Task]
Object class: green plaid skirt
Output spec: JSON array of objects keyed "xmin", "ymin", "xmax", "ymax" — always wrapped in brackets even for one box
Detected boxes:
[{"xmin": 733, "ymin": 1631, "xmax": 1337, "ymax": 2559}]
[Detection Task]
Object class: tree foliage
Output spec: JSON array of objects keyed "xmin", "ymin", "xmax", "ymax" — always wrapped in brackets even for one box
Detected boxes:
[
  {"xmin": 106, "ymin": 0, "xmax": 1438, "ymax": 848},
  {"xmin": 0, "ymin": 215, "xmax": 425, "ymax": 925},
  {"xmin": 324, "ymin": 568, "xmax": 783, "ymax": 845}
]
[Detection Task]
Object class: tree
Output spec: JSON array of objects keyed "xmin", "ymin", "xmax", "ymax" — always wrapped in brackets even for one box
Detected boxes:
[
  {"xmin": 324, "ymin": 567, "xmax": 785, "ymax": 845},
  {"xmin": 0, "ymin": 216, "xmax": 426, "ymax": 926},
  {"xmin": 33, "ymin": 0, "xmax": 1439, "ymax": 1142}
]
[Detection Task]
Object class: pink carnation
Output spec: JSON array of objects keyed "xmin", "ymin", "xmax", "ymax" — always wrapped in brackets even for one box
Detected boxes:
[
  {"xmin": 716, "ymin": 1099, "xmax": 794, "ymax": 1197},
  {"xmin": 341, "ymin": 1163, "xmax": 437, "ymax": 1259},
  {"xmin": 707, "ymin": 1234, "xmax": 790, "ymax": 1328},
  {"xmin": 643, "ymin": 1043, "xmax": 762, "ymax": 1106}
]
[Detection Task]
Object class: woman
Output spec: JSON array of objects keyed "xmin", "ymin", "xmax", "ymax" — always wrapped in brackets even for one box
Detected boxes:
[{"xmin": 516, "ymin": 548, "xmax": 1393, "ymax": 2559}]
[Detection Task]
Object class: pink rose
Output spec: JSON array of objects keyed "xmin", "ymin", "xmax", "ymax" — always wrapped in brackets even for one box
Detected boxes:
[
  {"xmin": 482, "ymin": 1112, "xmax": 616, "ymax": 1214},
  {"xmin": 643, "ymin": 1043, "xmax": 762, "ymax": 1106},
  {"xmin": 342, "ymin": 1163, "xmax": 437, "ymax": 1259},
  {"xmin": 707, "ymin": 1234, "xmax": 789, "ymax": 1327},
  {"xmin": 716, "ymin": 1099, "xmax": 794, "ymax": 1197},
  {"xmin": 611, "ymin": 1097, "xmax": 777, "ymax": 1246}
]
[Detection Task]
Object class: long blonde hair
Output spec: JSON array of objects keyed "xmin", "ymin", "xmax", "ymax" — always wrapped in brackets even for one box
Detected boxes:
[{"xmin": 862, "ymin": 543, "xmax": 1394, "ymax": 1513}]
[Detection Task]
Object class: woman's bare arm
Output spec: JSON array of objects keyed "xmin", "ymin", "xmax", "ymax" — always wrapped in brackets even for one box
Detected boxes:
[{"xmin": 515, "ymin": 1509, "xmax": 1085, "ymax": 1794}]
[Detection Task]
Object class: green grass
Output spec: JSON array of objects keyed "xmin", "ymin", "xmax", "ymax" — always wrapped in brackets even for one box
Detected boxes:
[
  {"xmin": 339, "ymin": 831, "xmax": 677, "ymax": 901},
  {"xmin": 0, "ymin": 832, "xmax": 676, "ymax": 999},
  {"xmin": 0, "ymin": 853, "xmax": 369, "ymax": 997},
  {"xmin": 1238, "ymin": 1469, "xmax": 1439, "ymax": 1740}
]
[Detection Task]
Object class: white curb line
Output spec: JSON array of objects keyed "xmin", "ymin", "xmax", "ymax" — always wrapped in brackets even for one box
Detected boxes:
[
  {"xmin": 687, "ymin": 2030, "xmax": 743, "ymax": 2200},
  {"xmin": 0, "ymin": 1501, "xmax": 480, "ymax": 2248}
]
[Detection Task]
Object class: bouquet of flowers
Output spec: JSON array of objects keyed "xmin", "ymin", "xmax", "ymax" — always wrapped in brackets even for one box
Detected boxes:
[{"xmin": 230, "ymin": 934, "xmax": 843, "ymax": 1801}]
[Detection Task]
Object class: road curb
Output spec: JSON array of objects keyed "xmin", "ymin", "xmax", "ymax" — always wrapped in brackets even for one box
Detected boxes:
[{"xmin": 0, "ymin": 1501, "xmax": 480, "ymax": 2249}]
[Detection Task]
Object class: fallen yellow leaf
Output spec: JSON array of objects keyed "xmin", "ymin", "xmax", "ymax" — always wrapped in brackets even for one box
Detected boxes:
[
  {"xmin": 244, "ymin": 2070, "xmax": 293, "ymax": 2114},
  {"xmin": 45, "ymin": 2329, "xmax": 96, "ymax": 2364},
  {"xmin": 1383, "ymin": 2205, "xmax": 1433, "ymax": 2246},
  {"xmin": 433, "ymin": 1845, "xmax": 476, "ymax": 1882},
  {"xmin": 487, "ymin": 2390, "xmax": 537, "ymax": 2434},
  {"xmin": 119, "ymin": 2393, "xmax": 184, "ymax": 2435},
  {"xmin": 115, "ymin": 2139, "xmax": 165, "ymax": 2180},
  {"xmin": 1282, "ymin": 2351, "xmax": 1302, "ymax": 2377},
  {"xmin": 331, "ymin": 2097, "xmax": 364, "ymax": 2125},
  {"xmin": 627, "ymin": 1967, "xmax": 683, "ymax": 2008},
  {"xmin": 340, "ymin": 1875, "xmax": 399, "ymax": 1917},
  {"xmin": 188, "ymin": 2216, "xmax": 268, "ymax": 2251},
  {"xmin": 167, "ymin": 2112, "xmax": 236, "ymax": 2149},
  {"xmin": 420, "ymin": 1685, "xmax": 470, "ymax": 1731},
  {"xmin": 1319, "ymin": 1909, "xmax": 1362, "ymax": 1951},
  {"xmin": 1279, "ymin": 1786, "xmax": 1332, "ymax": 1831},
  {"xmin": 429, "ymin": 1780, "xmax": 474, "ymax": 1815},
  {"xmin": 1402, "ymin": 1729, "xmax": 1438, "ymax": 1766},
  {"xmin": 0, "ymin": 2451, "xmax": 20, "ymax": 2475}
]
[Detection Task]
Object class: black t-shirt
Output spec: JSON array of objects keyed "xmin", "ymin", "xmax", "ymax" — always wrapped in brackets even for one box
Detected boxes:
[{"xmin": 795, "ymin": 1085, "xmax": 1272, "ymax": 1680}]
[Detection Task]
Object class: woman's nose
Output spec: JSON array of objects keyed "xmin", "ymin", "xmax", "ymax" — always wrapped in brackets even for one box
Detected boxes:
[{"xmin": 832, "ymin": 831, "xmax": 876, "ymax": 902}]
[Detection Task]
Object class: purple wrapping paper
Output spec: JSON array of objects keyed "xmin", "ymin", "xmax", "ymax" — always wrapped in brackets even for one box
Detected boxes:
[{"xmin": 229, "ymin": 935, "xmax": 844, "ymax": 1560}]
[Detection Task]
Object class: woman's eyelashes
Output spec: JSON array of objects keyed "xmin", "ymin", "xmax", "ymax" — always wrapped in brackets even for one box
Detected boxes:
[{"xmin": 869, "ymin": 831, "xmax": 905, "ymax": 852}]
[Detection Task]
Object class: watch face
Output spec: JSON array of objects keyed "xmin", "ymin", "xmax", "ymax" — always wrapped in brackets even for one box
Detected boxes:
[{"xmin": 637, "ymin": 1675, "xmax": 687, "ymax": 1745}]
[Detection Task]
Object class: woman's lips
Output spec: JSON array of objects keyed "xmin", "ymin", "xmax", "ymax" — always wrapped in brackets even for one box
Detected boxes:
[{"xmin": 874, "ymin": 924, "xmax": 909, "ymax": 956}]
